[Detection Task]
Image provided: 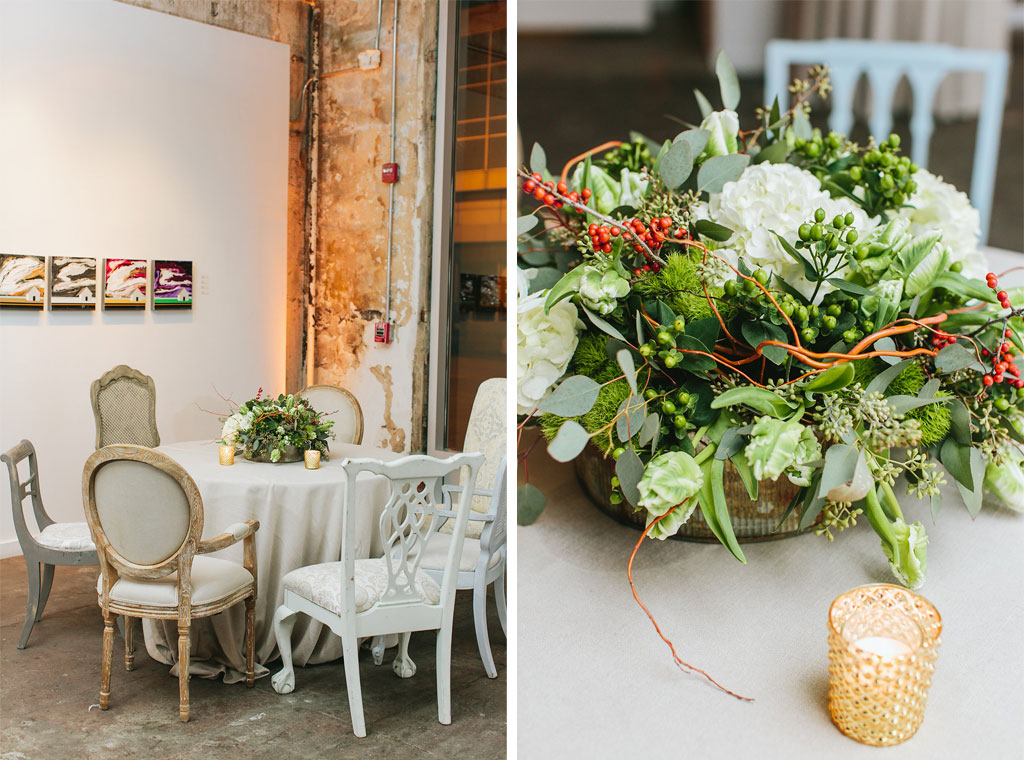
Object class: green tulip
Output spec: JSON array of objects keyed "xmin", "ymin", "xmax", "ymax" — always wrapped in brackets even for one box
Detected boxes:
[
  {"xmin": 637, "ymin": 451, "xmax": 704, "ymax": 519},
  {"xmin": 882, "ymin": 519, "xmax": 928, "ymax": 589}
]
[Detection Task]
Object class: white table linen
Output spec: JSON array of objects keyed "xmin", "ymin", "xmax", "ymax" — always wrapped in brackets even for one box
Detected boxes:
[{"xmin": 142, "ymin": 440, "xmax": 400, "ymax": 682}]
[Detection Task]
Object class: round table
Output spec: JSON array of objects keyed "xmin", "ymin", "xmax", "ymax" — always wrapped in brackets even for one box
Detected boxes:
[{"xmin": 142, "ymin": 440, "xmax": 401, "ymax": 682}]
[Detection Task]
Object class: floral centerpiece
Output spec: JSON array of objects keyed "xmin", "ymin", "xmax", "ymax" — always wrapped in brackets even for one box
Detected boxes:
[
  {"xmin": 220, "ymin": 388, "xmax": 334, "ymax": 463},
  {"xmin": 517, "ymin": 55, "xmax": 1024, "ymax": 593}
]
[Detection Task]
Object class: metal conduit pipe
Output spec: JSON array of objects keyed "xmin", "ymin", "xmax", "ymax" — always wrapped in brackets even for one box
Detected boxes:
[{"xmin": 384, "ymin": 0, "xmax": 398, "ymax": 323}]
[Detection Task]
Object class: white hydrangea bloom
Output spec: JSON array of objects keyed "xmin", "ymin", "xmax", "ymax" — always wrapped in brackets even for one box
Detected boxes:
[
  {"xmin": 897, "ymin": 169, "xmax": 985, "ymax": 278},
  {"xmin": 220, "ymin": 413, "xmax": 243, "ymax": 445},
  {"xmin": 708, "ymin": 163, "xmax": 872, "ymax": 297},
  {"xmin": 517, "ymin": 290, "xmax": 583, "ymax": 415}
]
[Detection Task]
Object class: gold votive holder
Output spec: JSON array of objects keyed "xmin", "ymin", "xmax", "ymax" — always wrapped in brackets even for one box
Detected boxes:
[
  {"xmin": 304, "ymin": 449, "xmax": 321, "ymax": 470},
  {"xmin": 218, "ymin": 445, "xmax": 235, "ymax": 466},
  {"xmin": 827, "ymin": 584, "xmax": 942, "ymax": 746}
]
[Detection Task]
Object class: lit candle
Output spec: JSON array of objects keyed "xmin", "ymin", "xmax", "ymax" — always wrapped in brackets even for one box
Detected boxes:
[
  {"xmin": 852, "ymin": 636, "xmax": 912, "ymax": 658},
  {"xmin": 304, "ymin": 449, "xmax": 321, "ymax": 470},
  {"xmin": 219, "ymin": 445, "xmax": 235, "ymax": 466}
]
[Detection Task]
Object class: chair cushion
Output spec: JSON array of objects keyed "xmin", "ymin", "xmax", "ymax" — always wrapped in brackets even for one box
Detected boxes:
[
  {"xmin": 97, "ymin": 556, "xmax": 253, "ymax": 607},
  {"xmin": 416, "ymin": 533, "xmax": 502, "ymax": 573},
  {"xmin": 282, "ymin": 558, "xmax": 440, "ymax": 615},
  {"xmin": 37, "ymin": 522, "xmax": 95, "ymax": 551}
]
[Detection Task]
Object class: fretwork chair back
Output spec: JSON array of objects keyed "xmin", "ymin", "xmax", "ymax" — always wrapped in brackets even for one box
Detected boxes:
[
  {"xmin": 297, "ymin": 384, "xmax": 363, "ymax": 444},
  {"xmin": 90, "ymin": 365, "xmax": 160, "ymax": 449},
  {"xmin": 2, "ymin": 439, "xmax": 98, "ymax": 649},
  {"xmin": 420, "ymin": 378, "xmax": 507, "ymax": 678},
  {"xmin": 270, "ymin": 451, "xmax": 484, "ymax": 737},
  {"xmin": 82, "ymin": 445, "xmax": 259, "ymax": 722},
  {"xmin": 764, "ymin": 39, "xmax": 1009, "ymax": 240}
]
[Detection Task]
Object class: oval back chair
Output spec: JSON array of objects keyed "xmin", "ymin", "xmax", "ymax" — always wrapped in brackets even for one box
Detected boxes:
[
  {"xmin": 297, "ymin": 384, "xmax": 363, "ymax": 444},
  {"xmin": 82, "ymin": 445, "xmax": 259, "ymax": 722}
]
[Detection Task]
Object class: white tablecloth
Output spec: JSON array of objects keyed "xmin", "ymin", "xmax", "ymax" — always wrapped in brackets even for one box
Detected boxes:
[
  {"xmin": 518, "ymin": 247, "xmax": 1024, "ymax": 757},
  {"xmin": 142, "ymin": 440, "xmax": 400, "ymax": 682}
]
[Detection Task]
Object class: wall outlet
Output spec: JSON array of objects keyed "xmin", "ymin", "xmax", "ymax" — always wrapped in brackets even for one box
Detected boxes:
[{"xmin": 358, "ymin": 49, "xmax": 381, "ymax": 70}]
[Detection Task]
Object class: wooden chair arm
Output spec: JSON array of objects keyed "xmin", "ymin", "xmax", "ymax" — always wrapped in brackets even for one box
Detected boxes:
[{"xmin": 197, "ymin": 519, "xmax": 260, "ymax": 554}]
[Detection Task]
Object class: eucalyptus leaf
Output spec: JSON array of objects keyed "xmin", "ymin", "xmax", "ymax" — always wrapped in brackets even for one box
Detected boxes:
[
  {"xmin": 538, "ymin": 375, "xmax": 602, "ymax": 417},
  {"xmin": 582, "ymin": 305, "xmax": 626, "ymax": 341},
  {"xmin": 817, "ymin": 443, "xmax": 860, "ymax": 499},
  {"xmin": 615, "ymin": 446, "xmax": 645, "ymax": 507},
  {"xmin": 934, "ymin": 343, "xmax": 986, "ymax": 374},
  {"xmin": 792, "ymin": 106, "xmax": 812, "ymax": 140},
  {"xmin": 697, "ymin": 154, "xmax": 750, "ymax": 194},
  {"xmin": 616, "ymin": 349, "xmax": 637, "ymax": 395},
  {"xmin": 638, "ymin": 412, "xmax": 660, "ymax": 446},
  {"xmin": 715, "ymin": 427, "xmax": 748, "ymax": 460},
  {"xmin": 659, "ymin": 139, "xmax": 694, "ymax": 189},
  {"xmin": 530, "ymin": 142, "xmax": 547, "ymax": 174},
  {"xmin": 693, "ymin": 88, "xmax": 713, "ymax": 118},
  {"xmin": 940, "ymin": 438, "xmax": 974, "ymax": 491},
  {"xmin": 616, "ymin": 396, "xmax": 647, "ymax": 443},
  {"xmin": 948, "ymin": 397, "xmax": 972, "ymax": 446},
  {"xmin": 887, "ymin": 394, "xmax": 946, "ymax": 416},
  {"xmin": 527, "ymin": 267, "xmax": 561, "ymax": 293},
  {"xmin": 517, "ymin": 483, "xmax": 546, "ymax": 525},
  {"xmin": 954, "ymin": 447, "xmax": 986, "ymax": 518},
  {"xmin": 517, "ymin": 215, "xmax": 539, "ymax": 236},
  {"xmin": 693, "ymin": 219, "xmax": 734, "ymax": 242},
  {"xmin": 543, "ymin": 265, "xmax": 585, "ymax": 313},
  {"xmin": 675, "ymin": 128, "xmax": 710, "ymax": 158},
  {"xmin": 866, "ymin": 358, "xmax": 914, "ymax": 395},
  {"xmin": 547, "ymin": 420, "xmax": 591, "ymax": 462},
  {"xmin": 753, "ymin": 141, "xmax": 788, "ymax": 164},
  {"xmin": 715, "ymin": 50, "xmax": 740, "ymax": 110}
]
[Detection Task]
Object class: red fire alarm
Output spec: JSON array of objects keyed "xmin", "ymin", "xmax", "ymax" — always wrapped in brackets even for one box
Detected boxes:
[
  {"xmin": 382, "ymin": 162, "xmax": 399, "ymax": 183},
  {"xmin": 374, "ymin": 321, "xmax": 391, "ymax": 344}
]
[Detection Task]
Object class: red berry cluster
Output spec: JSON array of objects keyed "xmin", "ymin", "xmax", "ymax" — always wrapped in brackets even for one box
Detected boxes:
[
  {"xmin": 521, "ymin": 173, "xmax": 591, "ymax": 211},
  {"xmin": 980, "ymin": 273, "xmax": 1023, "ymax": 388},
  {"xmin": 586, "ymin": 222, "xmax": 620, "ymax": 254}
]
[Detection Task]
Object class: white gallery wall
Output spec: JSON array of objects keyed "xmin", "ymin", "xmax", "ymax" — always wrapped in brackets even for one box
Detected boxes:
[{"xmin": 0, "ymin": 0, "xmax": 290, "ymax": 556}]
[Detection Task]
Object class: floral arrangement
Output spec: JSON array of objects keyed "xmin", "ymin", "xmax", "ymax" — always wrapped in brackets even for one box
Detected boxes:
[
  {"xmin": 517, "ymin": 55, "xmax": 1024, "ymax": 592},
  {"xmin": 220, "ymin": 388, "xmax": 334, "ymax": 463}
]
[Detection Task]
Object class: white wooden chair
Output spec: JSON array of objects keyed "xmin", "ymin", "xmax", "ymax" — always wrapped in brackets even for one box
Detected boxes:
[
  {"xmin": 3, "ymin": 439, "xmax": 98, "ymax": 649},
  {"xmin": 270, "ymin": 451, "xmax": 484, "ymax": 737},
  {"xmin": 297, "ymin": 384, "xmax": 363, "ymax": 444},
  {"xmin": 82, "ymin": 445, "xmax": 259, "ymax": 722}
]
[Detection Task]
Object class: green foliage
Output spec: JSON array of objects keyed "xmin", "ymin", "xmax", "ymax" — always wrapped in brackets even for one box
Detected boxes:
[
  {"xmin": 848, "ymin": 359, "xmax": 950, "ymax": 445},
  {"xmin": 570, "ymin": 333, "xmax": 619, "ymax": 381},
  {"xmin": 910, "ymin": 394, "xmax": 951, "ymax": 447},
  {"xmin": 539, "ymin": 413, "xmax": 563, "ymax": 441},
  {"xmin": 581, "ymin": 379, "xmax": 631, "ymax": 452},
  {"xmin": 633, "ymin": 252, "xmax": 723, "ymax": 322}
]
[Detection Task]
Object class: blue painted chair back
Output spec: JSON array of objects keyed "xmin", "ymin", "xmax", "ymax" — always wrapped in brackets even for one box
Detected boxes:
[{"xmin": 764, "ymin": 39, "xmax": 1009, "ymax": 241}]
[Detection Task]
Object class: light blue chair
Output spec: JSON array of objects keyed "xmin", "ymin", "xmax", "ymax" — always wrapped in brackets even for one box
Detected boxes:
[{"xmin": 764, "ymin": 39, "xmax": 1009, "ymax": 242}]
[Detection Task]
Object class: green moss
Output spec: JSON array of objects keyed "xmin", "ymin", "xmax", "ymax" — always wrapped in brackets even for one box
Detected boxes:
[
  {"xmin": 633, "ymin": 251, "xmax": 720, "ymax": 323},
  {"xmin": 581, "ymin": 379, "xmax": 631, "ymax": 452},
  {"xmin": 909, "ymin": 395, "xmax": 951, "ymax": 446},
  {"xmin": 888, "ymin": 362, "xmax": 926, "ymax": 395},
  {"xmin": 538, "ymin": 414, "xmax": 563, "ymax": 442},
  {"xmin": 570, "ymin": 333, "xmax": 610, "ymax": 377},
  {"xmin": 848, "ymin": 358, "xmax": 951, "ymax": 445}
]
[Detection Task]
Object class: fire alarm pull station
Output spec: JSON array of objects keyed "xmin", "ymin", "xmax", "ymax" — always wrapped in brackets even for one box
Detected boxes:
[
  {"xmin": 374, "ymin": 321, "xmax": 391, "ymax": 344},
  {"xmin": 382, "ymin": 163, "xmax": 399, "ymax": 183}
]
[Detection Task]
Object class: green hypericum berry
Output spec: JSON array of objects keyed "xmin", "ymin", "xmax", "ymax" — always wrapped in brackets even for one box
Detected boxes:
[
  {"xmin": 809, "ymin": 304, "xmax": 819, "ymax": 319},
  {"xmin": 676, "ymin": 391, "xmax": 691, "ymax": 405},
  {"xmin": 842, "ymin": 329, "xmax": 857, "ymax": 343},
  {"xmin": 796, "ymin": 305, "xmax": 809, "ymax": 323},
  {"xmin": 810, "ymin": 223, "xmax": 824, "ymax": 240},
  {"xmin": 827, "ymin": 304, "xmax": 842, "ymax": 317},
  {"xmin": 661, "ymin": 400, "xmax": 677, "ymax": 414},
  {"xmin": 664, "ymin": 353, "xmax": 678, "ymax": 369},
  {"xmin": 610, "ymin": 476, "xmax": 620, "ymax": 488},
  {"xmin": 674, "ymin": 414, "xmax": 687, "ymax": 428},
  {"xmin": 845, "ymin": 229, "xmax": 859, "ymax": 244},
  {"xmin": 880, "ymin": 174, "xmax": 895, "ymax": 190},
  {"xmin": 888, "ymin": 133, "xmax": 901, "ymax": 148},
  {"xmin": 612, "ymin": 447, "xmax": 626, "ymax": 459},
  {"xmin": 822, "ymin": 315, "xmax": 837, "ymax": 330},
  {"xmin": 909, "ymin": 163, "xmax": 918, "ymax": 173},
  {"xmin": 743, "ymin": 279, "xmax": 757, "ymax": 294},
  {"xmin": 657, "ymin": 330, "xmax": 673, "ymax": 345},
  {"xmin": 814, "ymin": 208, "xmax": 826, "ymax": 223},
  {"xmin": 724, "ymin": 280, "xmax": 738, "ymax": 296},
  {"xmin": 806, "ymin": 142, "xmax": 821, "ymax": 158},
  {"xmin": 995, "ymin": 397, "xmax": 1010, "ymax": 411},
  {"xmin": 644, "ymin": 388, "xmax": 658, "ymax": 400},
  {"xmin": 849, "ymin": 166, "xmax": 862, "ymax": 181},
  {"xmin": 639, "ymin": 344, "xmax": 653, "ymax": 357},
  {"xmin": 855, "ymin": 243, "xmax": 870, "ymax": 260},
  {"xmin": 673, "ymin": 317, "xmax": 687, "ymax": 332},
  {"xmin": 951, "ymin": 261, "xmax": 963, "ymax": 273},
  {"xmin": 826, "ymin": 232, "xmax": 839, "ymax": 248},
  {"xmin": 782, "ymin": 302, "xmax": 795, "ymax": 317},
  {"xmin": 798, "ymin": 223, "xmax": 812, "ymax": 241},
  {"xmin": 844, "ymin": 212, "xmax": 855, "ymax": 225},
  {"xmin": 610, "ymin": 491, "xmax": 623, "ymax": 504},
  {"xmin": 862, "ymin": 321, "xmax": 875, "ymax": 333},
  {"xmin": 754, "ymin": 270, "xmax": 769, "ymax": 285},
  {"xmin": 801, "ymin": 327, "xmax": 815, "ymax": 342},
  {"xmin": 833, "ymin": 214, "xmax": 845, "ymax": 228}
]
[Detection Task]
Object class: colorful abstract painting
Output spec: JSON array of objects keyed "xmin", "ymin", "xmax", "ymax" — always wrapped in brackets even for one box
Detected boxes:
[
  {"xmin": 0, "ymin": 254, "xmax": 46, "ymax": 308},
  {"xmin": 103, "ymin": 259, "xmax": 147, "ymax": 308},
  {"xmin": 49, "ymin": 257, "xmax": 98, "ymax": 309},
  {"xmin": 152, "ymin": 260, "xmax": 193, "ymax": 308}
]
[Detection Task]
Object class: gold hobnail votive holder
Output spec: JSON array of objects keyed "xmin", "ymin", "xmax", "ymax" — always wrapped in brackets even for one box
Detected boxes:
[
  {"xmin": 827, "ymin": 584, "xmax": 942, "ymax": 746},
  {"xmin": 218, "ymin": 445, "xmax": 235, "ymax": 466},
  {"xmin": 304, "ymin": 449, "xmax": 321, "ymax": 470}
]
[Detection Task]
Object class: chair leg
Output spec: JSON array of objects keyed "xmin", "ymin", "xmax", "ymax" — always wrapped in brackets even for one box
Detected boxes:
[
  {"xmin": 18, "ymin": 558, "xmax": 40, "ymax": 649},
  {"xmin": 392, "ymin": 632, "xmax": 416, "ymax": 678},
  {"xmin": 100, "ymin": 611, "xmax": 116, "ymax": 710},
  {"xmin": 270, "ymin": 605, "xmax": 298, "ymax": 695},
  {"xmin": 341, "ymin": 635, "xmax": 366, "ymax": 738},
  {"xmin": 178, "ymin": 623, "xmax": 191, "ymax": 722},
  {"xmin": 436, "ymin": 619, "xmax": 454, "ymax": 725},
  {"xmin": 245, "ymin": 596, "xmax": 256, "ymax": 687},
  {"xmin": 36, "ymin": 563, "xmax": 54, "ymax": 622},
  {"xmin": 473, "ymin": 575, "xmax": 497, "ymax": 679},
  {"xmin": 370, "ymin": 635, "xmax": 386, "ymax": 666},
  {"xmin": 495, "ymin": 564, "xmax": 507, "ymax": 636},
  {"xmin": 123, "ymin": 616, "xmax": 135, "ymax": 671}
]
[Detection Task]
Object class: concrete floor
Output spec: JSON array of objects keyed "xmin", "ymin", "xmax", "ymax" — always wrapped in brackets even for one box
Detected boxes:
[{"xmin": 0, "ymin": 557, "xmax": 506, "ymax": 759}]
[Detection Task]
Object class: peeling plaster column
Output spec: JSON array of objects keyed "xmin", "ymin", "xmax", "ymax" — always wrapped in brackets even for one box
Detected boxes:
[{"xmin": 313, "ymin": 0, "xmax": 438, "ymax": 453}]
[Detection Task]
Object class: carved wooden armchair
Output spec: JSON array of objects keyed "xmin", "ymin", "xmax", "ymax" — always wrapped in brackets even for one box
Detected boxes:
[
  {"xmin": 90, "ymin": 365, "xmax": 160, "ymax": 449},
  {"xmin": 82, "ymin": 445, "xmax": 259, "ymax": 722},
  {"xmin": 270, "ymin": 452, "xmax": 483, "ymax": 737}
]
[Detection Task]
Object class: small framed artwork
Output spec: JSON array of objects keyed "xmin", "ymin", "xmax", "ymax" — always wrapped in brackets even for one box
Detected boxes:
[
  {"xmin": 0, "ymin": 254, "xmax": 46, "ymax": 308},
  {"xmin": 152, "ymin": 260, "xmax": 193, "ymax": 308},
  {"xmin": 103, "ymin": 258, "xmax": 147, "ymax": 309},
  {"xmin": 459, "ymin": 273, "xmax": 479, "ymax": 311},
  {"xmin": 49, "ymin": 256, "xmax": 98, "ymax": 309}
]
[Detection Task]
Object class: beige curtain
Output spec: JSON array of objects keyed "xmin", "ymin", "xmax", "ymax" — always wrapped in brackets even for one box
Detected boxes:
[{"xmin": 784, "ymin": 0, "xmax": 1012, "ymax": 119}]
